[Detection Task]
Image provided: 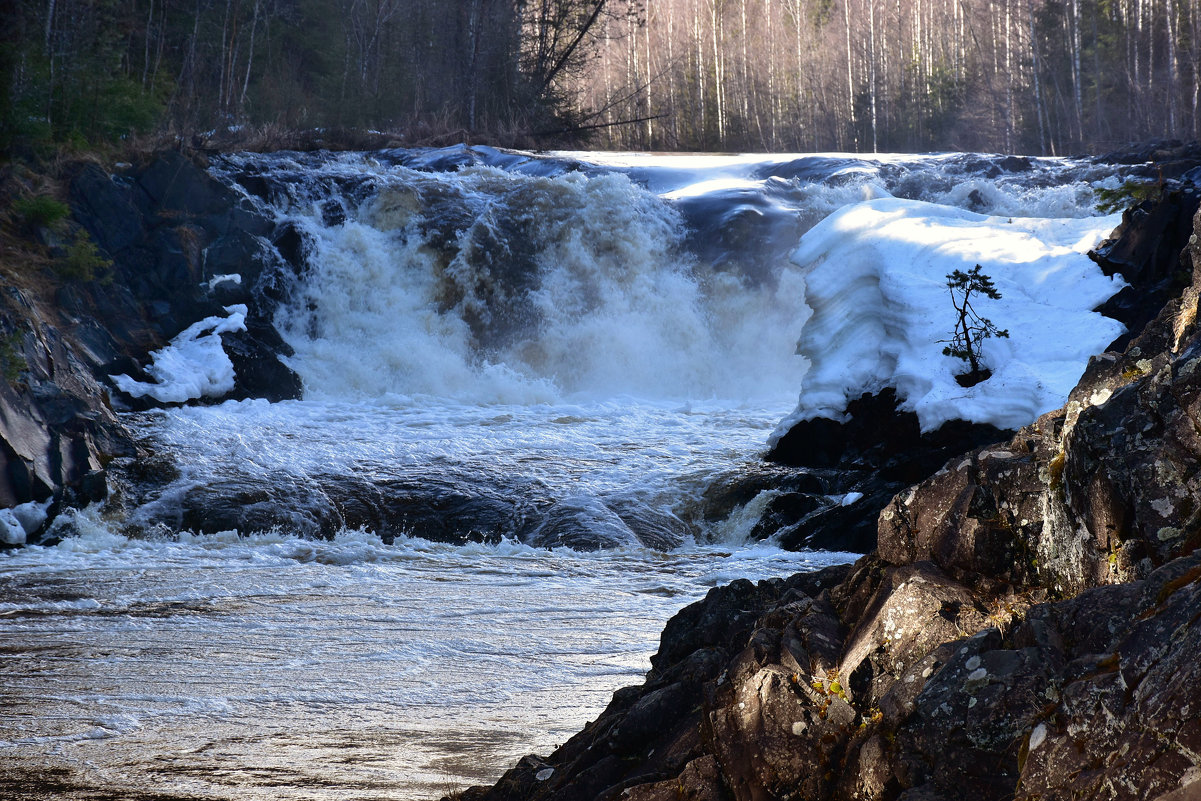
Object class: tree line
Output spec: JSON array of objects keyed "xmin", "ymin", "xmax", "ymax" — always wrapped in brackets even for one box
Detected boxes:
[
  {"xmin": 582, "ymin": 0, "xmax": 1201, "ymax": 154},
  {"xmin": 0, "ymin": 0, "xmax": 625, "ymax": 152},
  {"xmin": 1, "ymin": 0, "xmax": 1197, "ymax": 155}
]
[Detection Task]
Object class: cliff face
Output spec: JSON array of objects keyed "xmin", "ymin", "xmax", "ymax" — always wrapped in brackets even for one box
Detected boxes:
[
  {"xmin": 461, "ymin": 209, "xmax": 1201, "ymax": 800},
  {"xmin": 0, "ymin": 152, "xmax": 299, "ymax": 543}
]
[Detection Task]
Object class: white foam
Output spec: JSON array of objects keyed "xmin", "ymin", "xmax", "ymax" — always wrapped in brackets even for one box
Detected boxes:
[
  {"xmin": 267, "ymin": 165, "xmax": 809, "ymax": 404},
  {"xmin": 771, "ymin": 198, "xmax": 1124, "ymax": 437},
  {"xmin": 111, "ymin": 304, "xmax": 247, "ymax": 403}
]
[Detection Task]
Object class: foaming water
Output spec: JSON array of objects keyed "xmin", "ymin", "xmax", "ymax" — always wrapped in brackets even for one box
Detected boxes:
[
  {"xmin": 0, "ymin": 523, "xmax": 853, "ymax": 799},
  {"xmin": 119, "ymin": 397, "xmax": 794, "ymax": 545},
  {"xmin": 216, "ymin": 148, "xmax": 1110, "ymax": 408},
  {"xmin": 262, "ymin": 162, "xmax": 810, "ymax": 403}
]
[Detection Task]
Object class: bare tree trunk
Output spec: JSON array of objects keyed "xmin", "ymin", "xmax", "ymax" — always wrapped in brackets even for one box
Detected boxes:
[
  {"xmin": 142, "ymin": 0, "xmax": 154, "ymax": 88},
  {"xmin": 1193, "ymin": 0, "xmax": 1201, "ymax": 137},
  {"xmin": 467, "ymin": 0, "xmax": 484, "ymax": 130},
  {"xmin": 240, "ymin": 0, "xmax": 261, "ymax": 111},
  {"xmin": 844, "ymin": 0, "xmax": 856, "ymax": 149},
  {"xmin": 218, "ymin": 0, "xmax": 233, "ymax": 113},
  {"xmin": 766, "ymin": 0, "xmax": 777, "ymax": 148},
  {"xmin": 869, "ymin": 0, "xmax": 878, "ymax": 152},
  {"xmin": 1166, "ymin": 0, "xmax": 1178, "ymax": 134},
  {"xmin": 1145, "ymin": 0, "xmax": 1155, "ymax": 136},
  {"xmin": 43, "ymin": 0, "xmax": 56, "ymax": 125},
  {"xmin": 710, "ymin": 0, "xmax": 725, "ymax": 146},
  {"xmin": 645, "ymin": 6, "xmax": 654, "ymax": 144},
  {"xmin": 602, "ymin": 28, "xmax": 614, "ymax": 145},
  {"xmin": 1004, "ymin": 0, "xmax": 1014, "ymax": 151},
  {"xmin": 1030, "ymin": 0, "xmax": 1048, "ymax": 154},
  {"xmin": 695, "ymin": 0, "xmax": 705, "ymax": 141},
  {"xmin": 1070, "ymin": 0, "xmax": 1084, "ymax": 142},
  {"xmin": 666, "ymin": 0, "xmax": 677, "ymax": 145}
]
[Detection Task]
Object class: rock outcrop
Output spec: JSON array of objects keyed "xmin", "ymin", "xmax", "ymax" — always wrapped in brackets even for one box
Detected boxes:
[
  {"xmin": 0, "ymin": 151, "xmax": 301, "ymax": 541},
  {"xmin": 68, "ymin": 151, "xmax": 302, "ymax": 405},
  {"xmin": 0, "ymin": 288, "xmax": 129, "ymax": 530},
  {"xmin": 458, "ymin": 204, "xmax": 1201, "ymax": 800},
  {"xmin": 752, "ymin": 172, "xmax": 1199, "ymax": 558}
]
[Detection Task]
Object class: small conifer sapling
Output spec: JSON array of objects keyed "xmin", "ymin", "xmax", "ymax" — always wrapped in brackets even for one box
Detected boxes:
[{"xmin": 940, "ymin": 265, "xmax": 1009, "ymax": 386}]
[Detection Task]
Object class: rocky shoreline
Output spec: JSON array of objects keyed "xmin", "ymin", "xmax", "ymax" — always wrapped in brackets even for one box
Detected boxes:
[
  {"xmin": 458, "ymin": 180, "xmax": 1201, "ymax": 799},
  {"xmin": 0, "ymin": 151, "xmax": 302, "ymax": 543}
]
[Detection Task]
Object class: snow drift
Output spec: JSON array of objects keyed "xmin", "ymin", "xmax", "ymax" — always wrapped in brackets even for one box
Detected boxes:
[{"xmin": 772, "ymin": 197, "xmax": 1126, "ymax": 440}]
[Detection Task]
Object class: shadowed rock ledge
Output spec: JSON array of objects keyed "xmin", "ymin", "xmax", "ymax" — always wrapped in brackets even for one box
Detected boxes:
[
  {"xmin": 457, "ymin": 206, "xmax": 1201, "ymax": 800},
  {"xmin": 1, "ymin": 152, "xmax": 301, "ymax": 543}
]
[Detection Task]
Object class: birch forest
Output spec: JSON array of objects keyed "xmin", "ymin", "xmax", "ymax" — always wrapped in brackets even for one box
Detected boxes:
[
  {"xmin": 581, "ymin": 0, "xmax": 1201, "ymax": 153},
  {"xmin": 2, "ymin": 0, "xmax": 1199, "ymax": 155}
]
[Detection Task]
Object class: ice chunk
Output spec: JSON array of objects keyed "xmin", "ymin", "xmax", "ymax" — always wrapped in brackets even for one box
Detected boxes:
[{"xmin": 111, "ymin": 305, "xmax": 247, "ymax": 404}]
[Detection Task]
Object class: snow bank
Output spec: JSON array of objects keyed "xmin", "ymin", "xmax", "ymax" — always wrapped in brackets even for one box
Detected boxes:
[
  {"xmin": 0, "ymin": 499, "xmax": 52, "ymax": 545},
  {"xmin": 111, "ymin": 305, "xmax": 247, "ymax": 404},
  {"xmin": 771, "ymin": 198, "xmax": 1125, "ymax": 440}
]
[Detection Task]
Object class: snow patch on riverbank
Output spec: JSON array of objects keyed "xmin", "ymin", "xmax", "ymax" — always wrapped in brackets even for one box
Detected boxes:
[{"xmin": 773, "ymin": 198, "xmax": 1125, "ymax": 438}]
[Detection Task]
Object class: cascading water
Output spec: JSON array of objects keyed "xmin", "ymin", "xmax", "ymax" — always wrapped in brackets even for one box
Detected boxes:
[{"xmin": 0, "ymin": 147, "xmax": 1129, "ymax": 799}]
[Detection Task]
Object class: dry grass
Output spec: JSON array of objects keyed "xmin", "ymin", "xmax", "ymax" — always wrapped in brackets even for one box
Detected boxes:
[{"xmin": 0, "ymin": 164, "xmax": 62, "ymax": 293}]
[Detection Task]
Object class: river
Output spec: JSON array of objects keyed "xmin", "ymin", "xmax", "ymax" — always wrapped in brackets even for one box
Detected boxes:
[{"xmin": 0, "ymin": 148, "xmax": 1125, "ymax": 799}]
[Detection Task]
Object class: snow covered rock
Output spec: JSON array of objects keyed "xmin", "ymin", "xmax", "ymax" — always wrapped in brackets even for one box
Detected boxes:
[
  {"xmin": 772, "ymin": 197, "xmax": 1126, "ymax": 439},
  {"xmin": 111, "ymin": 305, "xmax": 248, "ymax": 404}
]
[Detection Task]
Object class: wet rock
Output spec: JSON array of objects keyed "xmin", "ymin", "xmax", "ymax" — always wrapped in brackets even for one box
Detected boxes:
[
  {"xmin": 221, "ymin": 322, "xmax": 304, "ymax": 403},
  {"xmin": 529, "ymin": 496, "xmax": 642, "ymax": 550},
  {"xmin": 767, "ymin": 389, "xmax": 1009, "ymax": 484},
  {"xmin": 68, "ymin": 154, "xmax": 301, "ymax": 406},
  {"xmin": 761, "ymin": 389, "xmax": 1010, "ymax": 554}
]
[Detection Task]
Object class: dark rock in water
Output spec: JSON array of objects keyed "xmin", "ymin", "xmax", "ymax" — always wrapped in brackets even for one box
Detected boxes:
[
  {"xmin": 459, "ymin": 177, "xmax": 1201, "ymax": 801},
  {"xmin": 757, "ymin": 389, "xmax": 1009, "ymax": 553},
  {"xmin": 221, "ymin": 321, "xmax": 303, "ymax": 403},
  {"xmin": 529, "ymin": 496, "xmax": 643, "ymax": 550},
  {"xmin": 145, "ymin": 469, "xmax": 548, "ymax": 545},
  {"xmin": 770, "ymin": 484, "xmax": 896, "ymax": 553},
  {"xmin": 68, "ymin": 153, "xmax": 302, "ymax": 407},
  {"xmin": 116, "ymin": 455, "xmax": 687, "ymax": 550},
  {"xmin": 272, "ymin": 222, "xmax": 313, "ymax": 278},
  {"xmin": 603, "ymin": 499, "xmax": 691, "ymax": 551},
  {"xmin": 996, "ymin": 155, "xmax": 1032, "ymax": 173},
  {"xmin": 1090, "ymin": 178, "xmax": 1201, "ymax": 350},
  {"xmin": 767, "ymin": 389, "xmax": 1010, "ymax": 483}
]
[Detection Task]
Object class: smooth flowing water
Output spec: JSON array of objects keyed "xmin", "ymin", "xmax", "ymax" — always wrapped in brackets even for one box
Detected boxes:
[
  {"xmin": 0, "ymin": 148, "xmax": 1123, "ymax": 799},
  {"xmin": 0, "ymin": 528, "xmax": 847, "ymax": 799}
]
